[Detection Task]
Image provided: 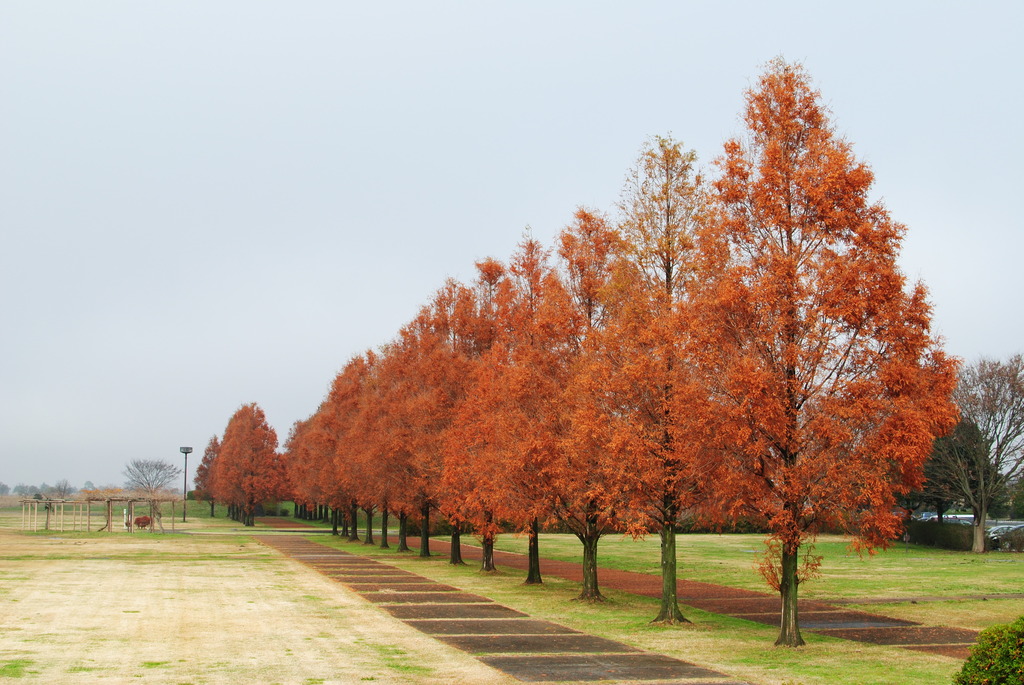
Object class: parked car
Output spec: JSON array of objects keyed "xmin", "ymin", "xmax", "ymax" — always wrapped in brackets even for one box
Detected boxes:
[{"xmin": 988, "ymin": 524, "xmax": 1024, "ymax": 550}]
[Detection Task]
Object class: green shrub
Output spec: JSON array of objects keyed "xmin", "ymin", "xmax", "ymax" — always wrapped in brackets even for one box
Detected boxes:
[
  {"xmin": 906, "ymin": 520, "xmax": 972, "ymax": 551},
  {"xmin": 954, "ymin": 615, "xmax": 1024, "ymax": 684}
]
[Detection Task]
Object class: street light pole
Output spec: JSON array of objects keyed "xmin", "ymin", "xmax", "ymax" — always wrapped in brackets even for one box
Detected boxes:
[{"xmin": 180, "ymin": 446, "xmax": 193, "ymax": 522}]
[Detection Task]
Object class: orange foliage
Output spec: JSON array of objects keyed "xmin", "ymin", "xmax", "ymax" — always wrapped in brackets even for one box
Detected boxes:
[
  {"xmin": 690, "ymin": 58, "xmax": 958, "ymax": 644},
  {"xmin": 213, "ymin": 402, "xmax": 287, "ymax": 526},
  {"xmin": 206, "ymin": 61, "xmax": 958, "ymax": 644},
  {"xmin": 192, "ymin": 435, "xmax": 219, "ymax": 505}
]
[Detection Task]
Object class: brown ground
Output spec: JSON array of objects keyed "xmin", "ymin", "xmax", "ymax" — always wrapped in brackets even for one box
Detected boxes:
[{"xmin": 0, "ymin": 525, "xmax": 516, "ymax": 684}]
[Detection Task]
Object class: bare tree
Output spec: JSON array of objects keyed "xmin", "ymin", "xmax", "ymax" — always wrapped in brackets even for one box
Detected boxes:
[
  {"xmin": 124, "ymin": 459, "xmax": 181, "ymax": 495},
  {"xmin": 123, "ymin": 459, "xmax": 182, "ymax": 532},
  {"xmin": 52, "ymin": 479, "xmax": 75, "ymax": 498},
  {"xmin": 931, "ymin": 355, "xmax": 1024, "ymax": 552}
]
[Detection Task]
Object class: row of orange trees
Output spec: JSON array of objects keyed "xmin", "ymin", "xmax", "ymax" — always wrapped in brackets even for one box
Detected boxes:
[{"xmin": 197, "ymin": 59, "xmax": 958, "ymax": 647}]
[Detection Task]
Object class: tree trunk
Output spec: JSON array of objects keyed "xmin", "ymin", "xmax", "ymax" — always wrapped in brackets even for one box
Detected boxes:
[
  {"xmin": 776, "ymin": 545, "xmax": 805, "ymax": 646},
  {"xmin": 348, "ymin": 502, "xmax": 359, "ymax": 542},
  {"xmin": 653, "ymin": 507, "xmax": 688, "ymax": 624},
  {"xmin": 209, "ymin": 500, "xmax": 215, "ymax": 517},
  {"xmin": 341, "ymin": 509, "xmax": 349, "ymax": 538},
  {"xmin": 481, "ymin": 532, "xmax": 496, "ymax": 572},
  {"xmin": 363, "ymin": 507, "xmax": 375, "ymax": 545},
  {"xmin": 379, "ymin": 507, "xmax": 390, "ymax": 549},
  {"xmin": 972, "ymin": 508, "xmax": 988, "ymax": 553},
  {"xmin": 525, "ymin": 517, "xmax": 542, "ymax": 584},
  {"xmin": 331, "ymin": 508, "xmax": 339, "ymax": 536},
  {"xmin": 576, "ymin": 516, "xmax": 603, "ymax": 601},
  {"xmin": 419, "ymin": 502, "xmax": 431, "ymax": 557},
  {"xmin": 397, "ymin": 512, "xmax": 410, "ymax": 552},
  {"xmin": 449, "ymin": 525, "xmax": 465, "ymax": 565}
]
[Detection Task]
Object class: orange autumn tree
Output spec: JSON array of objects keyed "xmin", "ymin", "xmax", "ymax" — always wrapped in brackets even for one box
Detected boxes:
[
  {"xmin": 395, "ymin": 283, "xmax": 478, "ymax": 559},
  {"xmin": 546, "ymin": 208, "xmax": 627, "ymax": 600},
  {"xmin": 192, "ymin": 435, "xmax": 220, "ymax": 517},
  {"xmin": 606, "ymin": 134, "xmax": 707, "ymax": 623},
  {"xmin": 351, "ymin": 348, "xmax": 425, "ymax": 551},
  {"xmin": 214, "ymin": 402, "xmax": 288, "ymax": 527},
  {"xmin": 439, "ymin": 258, "xmax": 511, "ymax": 571},
  {"xmin": 322, "ymin": 353, "xmax": 377, "ymax": 543},
  {"xmin": 443, "ymin": 238, "xmax": 564, "ymax": 580},
  {"xmin": 383, "ymin": 315, "xmax": 441, "ymax": 556},
  {"xmin": 284, "ymin": 417, "xmax": 330, "ymax": 526},
  {"xmin": 485, "ymin": 235, "xmax": 568, "ymax": 583},
  {"xmin": 367, "ymin": 337, "xmax": 427, "ymax": 552},
  {"xmin": 284, "ymin": 382, "xmax": 357, "ymax": 537},
  {"xmin": 693, "ymin": 59, "xmax": 958, "ymax": 646}
]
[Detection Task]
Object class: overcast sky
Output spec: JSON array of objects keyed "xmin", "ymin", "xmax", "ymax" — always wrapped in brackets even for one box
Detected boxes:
[{"xmin": 2, "ymin": 2, "xmax": 1021, "ymax": 490}]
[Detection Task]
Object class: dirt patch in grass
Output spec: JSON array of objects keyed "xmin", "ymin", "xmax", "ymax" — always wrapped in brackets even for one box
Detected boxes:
[
  {"xmin": 437, "ymin": 633, "xmax": 640, "ymax": 654},
  {"xmin": 360, "ymin": 591, "xmax": 493, "ymax": 604},
  {"xmin": 479, "ymin": 653, "xmax": 742, "ymax": 683},
  {"xmin": 317, "ymin": 567, "xmax": 415, "ymax": 576},
  {"xmin": 381, "ymin": 604, "xmax": 528, "ymax": 619},
  {"xmin": 732, "ymin": 610, "xmax": 916, "ymax": 630},
  {"xmin": 814, "ymin": 625, "xmax": 979, "ymax": 645},
  {"xmin": 344, "ymin": 582, "xmax": 461, "ymax": 592},
  {"xmin": 688, "ymin": 597, "xmax": 836, "ymax": 614},
  {"xmin": 904, "ymin": 644, "xmax": 973, "ymax": 659},
  {"xmin": 404, "ymin": 618, "xmax": 580, "ymax": 635}
]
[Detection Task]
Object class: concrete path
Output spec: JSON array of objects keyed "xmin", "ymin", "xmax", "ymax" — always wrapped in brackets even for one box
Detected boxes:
[{"xmin": 257, "ymin": 534, "xmax": 748, "ymax": 684}]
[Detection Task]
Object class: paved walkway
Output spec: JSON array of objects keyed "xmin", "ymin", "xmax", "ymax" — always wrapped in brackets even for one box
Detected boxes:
[
  {"xmin": 256, "ymin": 518, "xmax": 978, "ymax": 660},
  {"xmin": 257, "ymin": 534, "xmax": 748, "ymax": 684}
]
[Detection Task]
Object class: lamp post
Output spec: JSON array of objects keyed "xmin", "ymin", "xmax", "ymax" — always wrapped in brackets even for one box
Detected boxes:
[{"xmin": 180, "ymin": 446, "xmax": 192, "ymax": 522}]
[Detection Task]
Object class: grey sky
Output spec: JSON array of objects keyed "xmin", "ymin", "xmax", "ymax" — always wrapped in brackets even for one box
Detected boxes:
[{"xmin": 2, "ymin": 2, "xmax": 1021, "ymax": 489}]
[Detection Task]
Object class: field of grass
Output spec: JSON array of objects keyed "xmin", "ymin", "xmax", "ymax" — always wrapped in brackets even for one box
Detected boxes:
[
  {"xmin": 314, "ymin": 534, "xmax": 982, "ymax": 685},
  {"xmin": 484, "ymin": 531, "xmax": 1024, "ymax": 633},
  {"xmin": 3, "ymin": 497, "xmax": 1023, "ymax": 684},
  {"xmin": 0, "ymin": 502, "xmax": 509, "ymax": 684},
  {"xmin": 488, "ymin": 531, "xmax": 1024, "ymax": 600}
]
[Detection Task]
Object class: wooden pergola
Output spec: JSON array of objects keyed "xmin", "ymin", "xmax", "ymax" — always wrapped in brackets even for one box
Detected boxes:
[{"xmin": 20, "ymin": 496, "xmax": 181, "ymax": 533}]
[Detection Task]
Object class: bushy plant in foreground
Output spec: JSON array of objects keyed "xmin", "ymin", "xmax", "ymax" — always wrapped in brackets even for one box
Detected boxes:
[{"xmin": 954, "ymin": 615, "xmax": 1024, "ymax": 685}]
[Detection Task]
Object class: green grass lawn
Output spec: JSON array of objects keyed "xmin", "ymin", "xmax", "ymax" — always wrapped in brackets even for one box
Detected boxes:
[{"xmin": 487, "ymin": 531, "xmax": 1024, "ymax": 600}]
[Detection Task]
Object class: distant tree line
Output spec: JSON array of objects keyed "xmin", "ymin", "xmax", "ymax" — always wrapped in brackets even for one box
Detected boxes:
[{"xmin": 3, "ymin": 479, "xmax": 80, "ymax": 497}]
